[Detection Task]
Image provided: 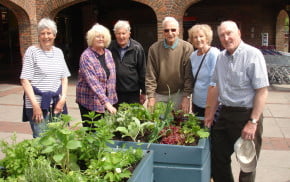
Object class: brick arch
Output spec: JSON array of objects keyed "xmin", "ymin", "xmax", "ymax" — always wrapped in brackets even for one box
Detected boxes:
[
  {"xmin": 133, "ymin": 0, "xmax": 200, "ymax": 40},
  {"xmin": 276, "ymin": 10, "xmax": 289, "ymax": 52},
  {"xmin": 38, "ymin": 0, "xmax": 87, "ymax": 18},
  {"xmin": 0, "ymin": 0, "xmax": 32, "ymax": 55}
]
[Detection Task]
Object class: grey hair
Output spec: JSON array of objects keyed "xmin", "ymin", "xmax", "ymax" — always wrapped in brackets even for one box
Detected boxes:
[
  {"xmin": 162, "ymin": 17, "xmax": 179, "ymax": 28},
  {"xmin": 86, "ymin": 23, "xmax": 111, "ymax": 48},
  {"xmin": 37, "ymin": 18, "xmax": 57, "ymax": 36},
  {"xmin": 217, "ymin": 20, "xmax": 239, "ymax": 34},
  {"xmin": 113, "ymin": 20, "xmax": 131, "ymax": 32}
]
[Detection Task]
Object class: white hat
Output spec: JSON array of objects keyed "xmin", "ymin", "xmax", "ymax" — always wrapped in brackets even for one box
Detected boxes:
[{"xmin": 234, "ymin": 137, "xmax": 257, "ymax": 173}]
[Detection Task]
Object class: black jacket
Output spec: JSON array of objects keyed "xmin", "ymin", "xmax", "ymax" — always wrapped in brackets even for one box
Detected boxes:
[{"xmin": 109, "ymin": 39, "xmax": 146, "ymax": 94}]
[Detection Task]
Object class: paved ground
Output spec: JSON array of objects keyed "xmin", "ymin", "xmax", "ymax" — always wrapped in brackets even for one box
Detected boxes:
[{"xmin": 0, "ymin": 80, "xmax": 290, "ymax": 182}]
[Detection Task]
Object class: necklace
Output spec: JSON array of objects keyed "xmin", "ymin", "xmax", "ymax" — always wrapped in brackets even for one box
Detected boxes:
[{"xmin": 42, "ymin": 47, "xmax": 54, "ymax": 58}]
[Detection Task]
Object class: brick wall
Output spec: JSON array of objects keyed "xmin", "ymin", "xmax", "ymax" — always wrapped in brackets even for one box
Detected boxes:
[{"xmin": 0, "ymin": 0, "xmax": 287, "ymax": 56}]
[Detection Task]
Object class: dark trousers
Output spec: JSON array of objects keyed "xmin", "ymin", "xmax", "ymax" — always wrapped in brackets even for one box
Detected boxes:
[
  {"xmin": 192, "ymin": 103, "xmax": 205, "ymax": 117},
  {"xmin": 211, "ymin": 106, "xmax": 263, "ymax": 182},
  {"xmin": 78, "ymin": 104, "xmax": 104, "ymax": 128},
  {"xmin": 114, "ymin": 91, "xmax": 140, "ymax": 108}
]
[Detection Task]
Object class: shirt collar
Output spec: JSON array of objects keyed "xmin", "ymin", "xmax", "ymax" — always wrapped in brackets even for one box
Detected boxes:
[
  {"xmin": 119, "ymin": 39, "xmax": 130, "ymax": 50},
  {"xmin": 226, "ymin": 41, "xmax": 244, "ymax": 57},
  {"xmin": 163, "ymin": 39, "xmax": 179, "ymax": 49}
]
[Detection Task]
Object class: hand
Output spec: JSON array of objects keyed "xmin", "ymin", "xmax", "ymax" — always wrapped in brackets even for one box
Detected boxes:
[
  {"xmin": 105, "ymin": 102, "xmax": 117, "ymax": 114},
  {"xmin": 204, "ymin": 108, "xmax": 214, "ymax": 128},
  {"xmin": 241, "ymin": 122, "xmax": 257, "ymax": 140},
  {"xmin": 147, "ymin": 97, "xmax": 156, "ymax": 112},
  {"xmin": 32, "ymin": 104, "xmax": 43, "ymax": 123},
  {"xmin": 140, "ymin": 94, "xmax": 146, "ymax": 105},
  {"xmin": 204, "ymin": 116, "xmax": 214, "ymax": 128},
  {"xmin": 180, "ymin": 96, "xmax": 190, "ymax": 114},
  {"xmin": 54, "ymin": 97, "xmax": 66, "ymax": 114}
]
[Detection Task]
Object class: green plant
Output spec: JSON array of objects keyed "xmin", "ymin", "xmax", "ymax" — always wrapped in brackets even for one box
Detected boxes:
[
  {"xmin": 110, "ymin": 102, "xmax": 210, "ymax": 146},
  {"xmin": 0, "ymin": 134, "xmax": 42, "ymax": 177},
  {"xmin": 85, "ymin": 147, "xmax": 143, "ymax": 182},
  {"xmin": 0, "ymin": 112, "xmax": 145, "ymax": 181},
  {"xmin": 181, "ymin": 114, "xmax": 210, "ymax": 145},
  {"xmin": 39, "ymin": 122, "xmax": 82, "ymax": 173}
]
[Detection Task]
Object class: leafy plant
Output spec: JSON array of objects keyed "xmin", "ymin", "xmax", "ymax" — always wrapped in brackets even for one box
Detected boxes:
[
  {"xmin": 85, "ymin": 147, "xmax": 143, "ymax": 182},
  {"xmin": 0, "ymin": 112, "xmax": 145, "ymax": 181},
  {"xmin": 110, "ymin": 102, "xmax": 210, "ymax": 146},
  {"xmin": 0, "ymin": 134, "xmax": 42, "ymax": 177}
]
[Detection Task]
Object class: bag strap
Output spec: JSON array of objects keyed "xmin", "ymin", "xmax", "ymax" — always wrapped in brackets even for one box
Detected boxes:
[{"xmin": 193, "ymin": 48, "xmax": 210, "ymax": 88}]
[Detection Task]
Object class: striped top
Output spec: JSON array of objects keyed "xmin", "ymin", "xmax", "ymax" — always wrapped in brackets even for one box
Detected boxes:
[
  {"xmin": 20, "ymin": 45, "xmax": 71, "ymax": 108},
  {"xmin": 76, "ymin": 48, "xmax": 117, "ymax": 113}
]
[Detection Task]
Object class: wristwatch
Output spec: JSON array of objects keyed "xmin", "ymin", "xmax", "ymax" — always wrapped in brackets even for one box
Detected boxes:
[{"xmin": 249, "ymin": 118, "xmax": 258, "ymax": 124}]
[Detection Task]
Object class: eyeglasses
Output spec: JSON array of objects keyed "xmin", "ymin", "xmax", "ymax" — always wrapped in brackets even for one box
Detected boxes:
[{"xmin": 164, "ymin": 29, "xmax": 177, "ymax": 33}]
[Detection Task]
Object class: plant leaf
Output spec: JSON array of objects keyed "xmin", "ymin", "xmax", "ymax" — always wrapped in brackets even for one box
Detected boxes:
[
  {"xmin": 39, "ymin": 136, "xmax": 56, "ymax": 146},
  {"xmin": 41, "ymin": 146, "xmax": 54, "ymax": 153},
  {"xmin": 66, "ymin": 140, "xmax": 82, "ymax": 149},
  {"xmin": 53, "ymin": 153, "xmax": 65, "ymax": 163}
]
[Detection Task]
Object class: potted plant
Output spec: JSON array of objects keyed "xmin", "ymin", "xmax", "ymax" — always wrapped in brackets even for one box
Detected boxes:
[
  {"xmin": 104, "ymin": 102, "xmax": 211, "ymax": 182},
  {"xmin": 0, "ymin": 114, "xmax": 154, "ymax": 182}
]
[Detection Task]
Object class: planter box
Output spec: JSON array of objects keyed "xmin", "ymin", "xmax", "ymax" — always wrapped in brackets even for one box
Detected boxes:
[
  {"xmin": 128, "ymin": 150, "xmax": 154, "ymax": 182},
  {"xmin": 110, "ymin": 138, "xmax": 210, "ymax": 182}
]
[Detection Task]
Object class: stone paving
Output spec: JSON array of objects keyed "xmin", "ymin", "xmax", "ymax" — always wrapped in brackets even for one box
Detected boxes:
[{"xmin": 0, "ymin": 81, "xmax": 290, "ymax": 182}]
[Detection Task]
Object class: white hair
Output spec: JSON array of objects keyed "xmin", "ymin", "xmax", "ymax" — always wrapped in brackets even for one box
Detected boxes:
[
  {"xmin": 113, "ymin": 20, "xmax": 131, "ymax": 32},
  {"xmin": 37, "ymin": 18, "xmax": 57, "ymax": 36},
  {"xmin": 86, "ymin": 23, "xmax": 111, "ymax": 47},
  {"xmin": 218, "ymin": 20, "xmax": 239, "ymax": 34},
  {"xmin": 162, "ymin": 17, "xmax": 179, "ymax": 28}
]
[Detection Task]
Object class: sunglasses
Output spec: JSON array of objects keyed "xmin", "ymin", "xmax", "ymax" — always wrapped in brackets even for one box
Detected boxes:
[{"xmin": 164, "ymin": 28, "xmax": 177, "ymax": 33}]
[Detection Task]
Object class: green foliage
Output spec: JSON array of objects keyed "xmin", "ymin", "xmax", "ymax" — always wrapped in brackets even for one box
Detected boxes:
[
  {"xmin": 0, "ymin": 134, "xmax": 42, "ymax": 177},
  {"xmin": 0, "ymin": 113, "xmax": 144, "ymax": 181},
  {"xmin": 85, "ymin": 147, "xmax": 143, "ymax": 182},
  {"xmin": 181, "ymin": 114, "xmax": 210, "ymax": 144},
  {"xmin": 107, "ymin": 103, "xmax": 155, "ymax": 142},
  {"xmin": 110, "ymin": 102, "xmax": 209, "ymax": 145}
]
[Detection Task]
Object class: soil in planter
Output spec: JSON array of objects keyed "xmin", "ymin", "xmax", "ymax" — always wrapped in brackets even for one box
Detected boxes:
[
  {"xmin": 113, "ymin": 129, "xmax": 199, "ymax": 146},
  {"xmin": 113, "ymin": 131, "xmax": 151, "ymax": 143}
]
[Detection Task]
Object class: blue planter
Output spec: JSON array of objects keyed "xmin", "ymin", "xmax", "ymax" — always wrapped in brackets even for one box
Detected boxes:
[
  {"xmin": 127, "ymin": 150, "xmax": 154, "ymax": 182},
  {"xmin": 111, "ymin": 138, "xmax": 211, "ymax": 182}
]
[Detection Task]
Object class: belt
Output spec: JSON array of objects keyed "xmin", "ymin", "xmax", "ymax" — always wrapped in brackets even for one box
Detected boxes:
[{"xmin": 221, "ymin": 105, "xmax": 252, "ymax": 112}]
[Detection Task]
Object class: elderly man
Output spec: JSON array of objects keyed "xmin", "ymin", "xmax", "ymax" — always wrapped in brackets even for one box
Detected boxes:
[
  {"xmin": 146, "ymin": 17, "xmax": 193, "ymax": 113},
  {"xmin": 109, "ymin": 20, "xmax": 146, "ymax": 107},
  {"xmin": 204, "ymin": 20, "xmax": 269, "ymax": 182}
]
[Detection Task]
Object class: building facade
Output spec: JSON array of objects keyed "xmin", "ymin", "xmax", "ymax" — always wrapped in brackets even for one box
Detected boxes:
[{"xmin": 0, "ymin": 0, "xmax": 288, "ymax": 77}]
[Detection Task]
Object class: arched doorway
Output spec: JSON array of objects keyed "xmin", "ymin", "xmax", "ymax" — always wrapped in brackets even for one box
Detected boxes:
[
  {"xmin": 54, "ymin": 0, "xmax": 157, "ymax": 77},
  {"xmin": 276, "ymin": 10, "xmax": 289, "ymax": 52},
  {"xmin": 0, "ymin": 4, "xmax": 21, "ymax": 83}
]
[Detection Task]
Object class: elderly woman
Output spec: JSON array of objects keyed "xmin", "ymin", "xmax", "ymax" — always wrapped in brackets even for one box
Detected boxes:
[
  {"xmin": 76, "ymin": 23, "xmax": 117, "ymax": 128},
  {"xmin": 20, "ymin": 18, "xmax": 71, "ymax": 138},
  {"xmin": 188, "ymin": 24, "xmax": 220, "ymax": 117}
]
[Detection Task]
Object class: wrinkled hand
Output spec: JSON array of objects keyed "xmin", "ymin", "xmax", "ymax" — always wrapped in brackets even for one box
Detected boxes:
[
  {"xmin": 204, "ymin": 109, "xmax": 214, "ymax": 128},
  {"xmin": 32, "ymin": 104, "xmax": 43, "ymax": 123},
  {"xmin": 105, "ymin": 102, "xmax": 117, "ymax": 114},
  {"xmin": 140, "ymin": 94, "xmax": 146, "ymax": 105},
  {"xmin": 180, "ymin": 97, "xmax": 190, "ymax": 114},
  {"xmin": 241, "ymin": 122, "xmax": 257, "ymax": 140},
  {"xmin": 147, "ymin": 97, "xmax": 156, "ymax": 112},
  {"xmin": 54, "ymin": 98, "xmax": 66, "ymax": 114}
]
